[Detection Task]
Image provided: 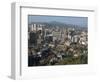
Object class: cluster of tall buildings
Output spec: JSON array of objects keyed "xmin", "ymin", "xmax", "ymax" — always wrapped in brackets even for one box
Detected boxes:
[{"xmin": 28, "ymin": 23, "xmax": 88, "ymax": 48}]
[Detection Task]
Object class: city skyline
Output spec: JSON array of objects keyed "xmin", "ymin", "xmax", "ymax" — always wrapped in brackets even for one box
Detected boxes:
[
  {"xmin": 28, "ymin": 15, "xmax": 88, "ymax": 66},
  {"xmin": 28, "ymin": 15, "xmax": 88, "ymax": 27}
]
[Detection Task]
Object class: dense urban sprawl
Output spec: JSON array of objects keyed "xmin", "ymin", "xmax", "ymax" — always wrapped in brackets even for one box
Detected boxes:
[{"xmin": 28, "ymin": 22, "xmax": 88, "ymax": 66}]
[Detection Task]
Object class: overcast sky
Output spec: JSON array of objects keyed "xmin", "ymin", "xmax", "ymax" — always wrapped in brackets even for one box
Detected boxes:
[{"xmin": 28, "ymin": 15, "xmax": 88, "ymax": 27}]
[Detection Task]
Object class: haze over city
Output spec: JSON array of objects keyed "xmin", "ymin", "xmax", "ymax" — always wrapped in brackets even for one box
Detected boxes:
[{"xmin": 28, "ymin": 15, "xmax": 88, "ymax": 27}]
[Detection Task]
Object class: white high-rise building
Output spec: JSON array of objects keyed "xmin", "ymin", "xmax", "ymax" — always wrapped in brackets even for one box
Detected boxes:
[
  {"xmin": 30, "ymin": 24, "xmax": 44, "ymax": 32},
  {"xmin": 30, "ymin": 24, "xmax": 37, "ymax": 31}
]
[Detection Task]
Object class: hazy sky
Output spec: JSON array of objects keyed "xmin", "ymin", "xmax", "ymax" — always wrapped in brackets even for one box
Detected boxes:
[{"xmin": 28, "ymin": 15, "xmax": 88, "ymax": 27}]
